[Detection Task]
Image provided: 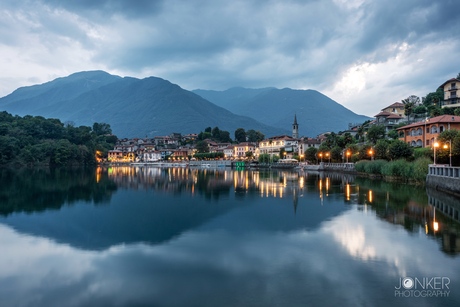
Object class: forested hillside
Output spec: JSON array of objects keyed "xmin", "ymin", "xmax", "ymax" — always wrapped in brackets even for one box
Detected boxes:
[{"xmin": 0, "ymin": 111, "xmax": 116, "ymax": 167}]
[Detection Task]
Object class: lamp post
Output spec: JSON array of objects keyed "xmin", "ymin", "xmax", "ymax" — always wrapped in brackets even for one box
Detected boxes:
[
  {"xmin": 346, "ymin": 151, "xmax": 350, "ymax": 163},
  {"xmin": 433, "ymin": 141, "xmax": 439, "ymax": 165},
  {"xmin": 325, "ymin": 152, "xmax": 330, "ymax": 163},
  {"xmin": 444, "ymin": 141, "xmax": 452, "ymax": 167},
  {"xmin": 368, "ymin": 148, "xmax": 374, "ymax": 161},
  {"xmin": 319, "ymin": 152, "xmax": 323, "ymax": 163}
]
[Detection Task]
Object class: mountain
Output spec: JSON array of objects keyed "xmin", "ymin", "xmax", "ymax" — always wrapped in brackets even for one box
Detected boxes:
[
  {"xmin": 193, "ymin": 87, "xmax": 371, "ymax": 136},
  {"xmin": 0, "ymin": 72, "xmax": 289, "ymax": 138}
]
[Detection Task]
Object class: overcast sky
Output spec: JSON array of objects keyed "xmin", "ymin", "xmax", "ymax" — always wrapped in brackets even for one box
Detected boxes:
[{"xmin": 1, "ymin": 0, "xmax": 459, "ymax": 116}]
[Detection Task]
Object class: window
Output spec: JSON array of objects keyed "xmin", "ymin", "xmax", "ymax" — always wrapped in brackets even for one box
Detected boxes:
[
  {"xmin": 440, "ymin": 125, "xmax": 444, "ymax": 133},
  {"xmin": 426, "ymin": 140, "xmax": 430, "ymax": 146},
  {"xmin": 431, "ymin": 126, "xmax": 438, "ymax": 134}
]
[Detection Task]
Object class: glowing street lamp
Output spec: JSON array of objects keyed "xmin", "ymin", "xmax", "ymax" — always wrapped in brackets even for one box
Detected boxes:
[
  {"xmin": 444, "ymin": 141, "xmax": 452, "ymax": 167},
  {"xmin": 318, "ymin": 152, "xmax": 323, "ymax": 163},
  {"xmin": 346, "ymin": 151, "xmax": 351, "ymax": 163},
  {"xmin": 325, "ymin": 152, "xmax": 330, "ymax": 163},
  {"xmin": 368, "ymin": 148, "xmax": 374, "ymax": 161},
  {"xmin": 433, "ymin": 141, "xmax": 439, "ymax": 165}
]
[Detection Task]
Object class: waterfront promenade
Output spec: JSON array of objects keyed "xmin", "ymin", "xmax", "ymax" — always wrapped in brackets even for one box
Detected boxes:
[{"xmin": 427, "ymin": 164, "xmax": 460, "ymax": 196}]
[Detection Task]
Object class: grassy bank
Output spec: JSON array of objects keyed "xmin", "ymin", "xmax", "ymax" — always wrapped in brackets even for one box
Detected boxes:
[{"xmin": 355, "ymin": 158, "xmax": 431, "ymax": 183}]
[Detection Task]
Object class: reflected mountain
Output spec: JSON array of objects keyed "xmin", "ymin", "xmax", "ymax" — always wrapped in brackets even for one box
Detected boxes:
[{"xmin": 0, "ymin": 167, "xmax": 351, "ymax": 251}]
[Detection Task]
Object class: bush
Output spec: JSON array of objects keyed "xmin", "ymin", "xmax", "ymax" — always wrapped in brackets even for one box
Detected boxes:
[
  {"xmin": 355, "ymin": 160, "xmax": 370, "ymax": 172},
  {"xmin": 414, "ymin": 147, "xmax": 432, "ymax": 160},
  {"xmin": 412, "ymin": 157, "xmax": 431, "ymax": 182},
  {"xmin": 364, "ymin": 159, "xmax": 387, "ymax": 175},
  {"xmin": 381, "ymin": 159, "xmax": 413, "ymax": 179}
]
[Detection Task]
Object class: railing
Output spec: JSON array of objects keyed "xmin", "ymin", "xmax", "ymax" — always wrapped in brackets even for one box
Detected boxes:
[
  {"xmin": 428, "ymin": 164, "xmax": 460, "ymax": 178},
  {"xmin": 302, "ymin": 162, "xmax": 355, "ymax": 172}
]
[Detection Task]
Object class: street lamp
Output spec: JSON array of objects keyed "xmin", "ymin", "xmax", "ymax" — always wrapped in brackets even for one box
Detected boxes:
[
  {"xmin": 346, "ymin": 151, "xmax": 351, "ymax": 163},
  {"xmin": 443, "ymin": 141, "xmax": 452, "ymax": 167},
  {"xmin": 325, "ymin": 152, "xmax": 330, "ymax": 163},
  {"xmin": 368, "ymin": 148, "xmax": 374, "ymax": 161},
  {"xmin": 433, "ymin": 141, "xmax": 439, "ymax": 165},
  {"xmin": 318, "ymin": 152, "xmax": 323, "ymax": 163}
]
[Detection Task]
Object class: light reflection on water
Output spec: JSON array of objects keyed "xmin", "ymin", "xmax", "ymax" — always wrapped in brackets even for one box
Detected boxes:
[{"xmin": 0, "ymin": 166, "xmax": 459, "ymax": 307}]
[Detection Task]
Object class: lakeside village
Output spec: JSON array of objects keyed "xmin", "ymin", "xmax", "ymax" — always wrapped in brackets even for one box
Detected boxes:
[{"xmin": 106, "ymin": 77, "xmax": 460, "ymax": 168}]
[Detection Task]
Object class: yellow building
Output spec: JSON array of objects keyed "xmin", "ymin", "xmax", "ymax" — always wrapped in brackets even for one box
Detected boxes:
[{"xmin": 440, "ymin": 78, "xmax": 460, "ymax": 109}]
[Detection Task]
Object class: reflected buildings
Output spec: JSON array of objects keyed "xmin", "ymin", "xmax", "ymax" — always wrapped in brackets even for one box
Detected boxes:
[{"xmin": 103, "ymin": 166, "xmax": 460, "ymax": 256}]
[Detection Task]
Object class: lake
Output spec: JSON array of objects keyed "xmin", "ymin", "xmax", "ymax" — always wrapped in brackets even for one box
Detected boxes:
[{"xmin": 0, "ymin": 166, "xmax": 459, "ymax": 307}]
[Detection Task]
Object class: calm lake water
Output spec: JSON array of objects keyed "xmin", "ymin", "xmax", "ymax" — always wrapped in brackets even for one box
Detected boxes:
[{"xmin": 0, "ymin": 166, "xmax": 459, "ymax": 307}]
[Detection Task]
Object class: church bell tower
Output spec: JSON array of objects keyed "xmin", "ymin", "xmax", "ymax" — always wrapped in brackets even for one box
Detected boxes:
[{"xmin": 292, "ymin": 114, "xmax": 299, "ymax": 139}]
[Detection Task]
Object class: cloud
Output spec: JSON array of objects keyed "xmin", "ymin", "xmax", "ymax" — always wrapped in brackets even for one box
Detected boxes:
[{"xmin": 0, "ymin": 0, "xmax": 459, "ymax": 116}]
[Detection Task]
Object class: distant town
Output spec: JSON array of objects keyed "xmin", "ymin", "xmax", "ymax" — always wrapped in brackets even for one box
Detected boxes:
[{"xmin": 107, "ymin": 76, "xmax": 460, "ymax": 165}]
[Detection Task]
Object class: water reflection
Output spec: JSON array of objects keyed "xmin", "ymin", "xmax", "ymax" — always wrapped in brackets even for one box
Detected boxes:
[{"xmin": 0, "ymin": 167, "xmax": 459, "ymax": 306}]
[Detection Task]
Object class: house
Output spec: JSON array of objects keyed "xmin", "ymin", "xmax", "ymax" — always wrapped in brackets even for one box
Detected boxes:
[
  {"xmin": 223, "ymin": 145, "xmax": 234, "ymax": 159},
  {"xmin": 396, "ymin": 115, "xmax": 460, "ymax": 147},
  {"xmin": 233, "ymin": 142, "xmax": 257, "ymax": 159},
  {"xmin": 259, "ymin": 135, "xmax": 298, "ymax": 157},
  {"xmin": 142, "ymin": 150, "xmax": 162, "ymax": 162},
  {"xmin": 439, "ymin": 78, "xmax": 460, "ymax": 109},
  {"xmin": 108, "ymin": 150, "xmax": 123, "ymax": 162},
  {"xmin": 297, "ymin": 137, "xmax": 321, "ymax": 157},
  {"xmin": 374, "ymin": 102, "xmax": 405, "ymax": 133},
  {"xmin": 381, "ymin": 102, "xmax": 405, "ymax": 116}
]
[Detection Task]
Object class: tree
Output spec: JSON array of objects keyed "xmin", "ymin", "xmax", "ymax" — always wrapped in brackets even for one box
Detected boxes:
[
  {"xmin": 219, "ymin": 130, "xmax": 232, "ymax": 143},
  {"xmin": 374, "ymin": 139, "xmax": 389, "ymax": 160},
  {"xmin": 402, "ymin": 95, "xmax": 421, "ymax": 122},
  {"xmin": 331, "ymin": 146, "xmax": 342, "ymax": 162},
  {"xmin": 423, "ymin": 88, "xmax": 443, "ymax": 107},
  {"xmin": 195, "ymin": 140, "xmax": 209, "ymax": 153},
  {"xmin": 305, "ymin": 147, "xmax": 318, "ymax": 164},
  {"xmin": 92, "ymin": 122, "xmax": 112, "ymax": 136},
  {"xmin": 367, "ymin": 125, "xmax": 385, "ymax": 144},
  {"xmin": 338, "ymin": 132, "xmax": 354, "ymax": 148},
  {"xmin": 246, "ymin": 129, "xmax": 265, "ymax": 142},
  {"xmin": 258, "ymin": 153, "xmax": 270, "ymax": 163},
  {"xmin": 211, "ymin": 127, "xmax": 221, "ymax": 140},
  {"xmin": 387, "ymin": 129, "xmax": 399, "ymax": 140},
  {"xmin": 388, "ymin": 140, "xmax": 413, "ymax": 160},
  {"xmin": 234, "ymin": 128, "xmax": 246, "ymax": 143}
]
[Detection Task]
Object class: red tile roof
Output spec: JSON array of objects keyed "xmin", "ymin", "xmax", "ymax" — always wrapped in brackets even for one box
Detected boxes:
[
  {"xmin": 396, "ymin": 115, "xmax": 460, "ymax": 130},
  {"xmin": 384, "ymin": 102, "xmax": 404, "ymax": 109}
]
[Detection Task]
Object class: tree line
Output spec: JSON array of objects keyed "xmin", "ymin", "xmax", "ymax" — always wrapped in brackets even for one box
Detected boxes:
[
  {"xmin": 194, "ymin": 126, "xmax": 265, "ymax": 153},
  {"xmin": 0, "ymin": 111, "xmax": 116, "ymax": 167}
]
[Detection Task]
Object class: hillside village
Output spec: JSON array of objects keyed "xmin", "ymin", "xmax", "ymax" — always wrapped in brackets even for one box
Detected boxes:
[{"xmin": 107, "ymin": 76, "xmax": 460, "ymax": 164}]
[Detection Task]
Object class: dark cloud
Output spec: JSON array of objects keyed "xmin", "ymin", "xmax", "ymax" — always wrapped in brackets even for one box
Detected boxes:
[
  {"xmin": 1, "ymin": 0, "xmax": 460, "ymax": 115},
  {"xmin": 40, "ymin": 0, "xmax": 165, "ymax": 19}
]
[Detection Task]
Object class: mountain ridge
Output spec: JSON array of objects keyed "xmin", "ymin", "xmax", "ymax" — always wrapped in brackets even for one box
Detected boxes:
[
  {"xmin": 193, "ymin": 87, "xmax": 371, "ymax": 137},
  {"xmin": 0, "ymin": 71, "xmax": 289, "ymax": 138}
]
